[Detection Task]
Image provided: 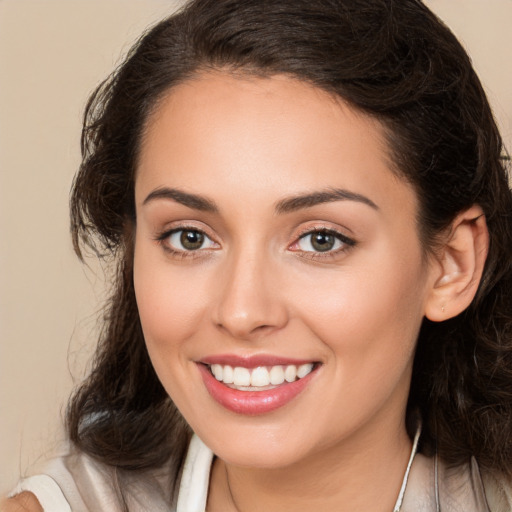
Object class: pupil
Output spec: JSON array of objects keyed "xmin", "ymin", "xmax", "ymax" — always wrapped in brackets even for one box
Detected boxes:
[
  {"xmin": 312, "ymin": 232, "xmax": 334, "ymax": 252},
  {"xmin": 181, "ymin": 230, "xmax": 204, "ymax": 250}
]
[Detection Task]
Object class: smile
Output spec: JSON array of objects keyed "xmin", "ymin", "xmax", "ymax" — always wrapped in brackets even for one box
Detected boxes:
[
  {"xmin": 198, "ymin": 357, "xmax": 320, "ymax": 415},
  {"xmin": 209, "ymin": 363, "xmax": 314, "ymax": 390}
]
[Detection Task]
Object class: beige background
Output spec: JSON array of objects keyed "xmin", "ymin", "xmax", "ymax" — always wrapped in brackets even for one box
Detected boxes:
[{"xmin": 0, "ymin": 0, "xmax": 511, "ymax": 494}]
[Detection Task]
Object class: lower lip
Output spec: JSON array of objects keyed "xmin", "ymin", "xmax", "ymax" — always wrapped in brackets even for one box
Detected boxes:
[{"xmin": 198, "ymin": 364, "xmax": 317, "ymax": 415}]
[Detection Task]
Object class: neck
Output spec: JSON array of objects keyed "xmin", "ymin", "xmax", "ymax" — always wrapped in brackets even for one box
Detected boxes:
[{"xmin": 207, "ymin": 413, "xmax": 413, "ymax": 512}]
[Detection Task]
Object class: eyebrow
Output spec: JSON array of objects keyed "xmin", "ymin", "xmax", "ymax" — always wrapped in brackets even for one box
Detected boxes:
[
  {"xmin": 142, "ymin": 186, "xmax": 378, "ymax": 214},
  {"xmin": 142, "ymin": 187, "xmax": 219, "ymax": 212},
  {"xmin": 274, "ymin": 188, "xmax": 379, "ymax": 214}
]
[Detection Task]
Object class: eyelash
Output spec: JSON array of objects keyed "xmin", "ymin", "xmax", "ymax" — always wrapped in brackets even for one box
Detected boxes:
[
  {"xmin": 155, "ymin": 226, "xmax": 356, "ymax": 260},
  {"xmin": 155, "ymin": 226, "xmax": 218, "ymax": 259},
  {"xmin": 290, "ymin": 227, "xmax": 356, "ymax": 260}
]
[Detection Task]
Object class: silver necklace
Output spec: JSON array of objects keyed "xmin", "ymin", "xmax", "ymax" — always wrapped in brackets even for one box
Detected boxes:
[{"xmin": 393, "ymin": 423, "xmax": 422, "ymax": 512}]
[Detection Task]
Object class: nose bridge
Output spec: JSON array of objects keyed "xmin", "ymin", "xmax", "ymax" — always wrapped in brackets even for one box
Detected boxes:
[{"xmin": 214, "ymin": 242, "xmax": 287, "ymax": 339}]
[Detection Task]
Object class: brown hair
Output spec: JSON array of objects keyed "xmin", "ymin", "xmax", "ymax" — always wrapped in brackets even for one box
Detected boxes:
[{"xmin": 68, "ymin": 0, "xmax": 512, "ymax": 484}]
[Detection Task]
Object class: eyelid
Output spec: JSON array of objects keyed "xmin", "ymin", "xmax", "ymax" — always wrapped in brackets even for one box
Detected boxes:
[
  {"xmin": 153, "ymin": 221, "xmax": 355, "ymax": 260},
  {"xmin": 288, "ymin": 225, "xmax": 356, "ymax": 258},
  {"xmin": 295, "ymin": 222, "xmax": 355, "ymax": 243},
  {"xmin": 154, "ymin": 223, "xmax": 220, "ymax": 256}
]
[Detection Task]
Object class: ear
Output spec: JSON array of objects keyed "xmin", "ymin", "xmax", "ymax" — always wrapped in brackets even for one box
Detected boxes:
[{"xmin": 425, "ymin": 205, "xmax": 489, "ymax": 322}]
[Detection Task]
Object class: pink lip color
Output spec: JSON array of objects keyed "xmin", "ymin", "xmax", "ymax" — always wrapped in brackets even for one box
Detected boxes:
[
  {"xmin": 197, "ymin": 362, "xmax": 318, "ymax": 415},
  {"xmin": 201, "ymin": 354, "xmax": 314, "ymax": 368}
]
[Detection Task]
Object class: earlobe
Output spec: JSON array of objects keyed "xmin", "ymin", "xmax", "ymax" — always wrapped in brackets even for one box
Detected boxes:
[{"xmin": 425, "ymin": 205, "xmax": 489, "ymax": 322}]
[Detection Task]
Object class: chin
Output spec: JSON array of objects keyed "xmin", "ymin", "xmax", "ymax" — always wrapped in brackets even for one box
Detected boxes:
[
  {"xmin": 194, "ymin": 420, "xmax": 318, "ymax": 469},
  {"xmin": 217, "ymin": 444, "xmax": 306, "ymax": 469}
]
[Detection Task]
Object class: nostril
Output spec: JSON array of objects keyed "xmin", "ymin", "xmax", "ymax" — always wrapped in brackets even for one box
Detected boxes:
[
  {"xmin": 215, "ymin": 320, "xmax": 273, "ymax": 339},
  {"xmin": 212, "ymin": 269, "xmax": 289, "ymax": 338}
]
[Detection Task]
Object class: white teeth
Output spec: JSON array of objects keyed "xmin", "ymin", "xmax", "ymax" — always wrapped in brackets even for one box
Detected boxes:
[
  {"xmin": 223, "ymin": 365, "xmax": 234, "ymax": 384},
  {"xmin": 284, "ymin": 365, "xmax": 297, "ymax": 382},
  {"xmin": 209, "ymin": 362, "xmax": 315, "ymax": 389},
  {"xmin": 297, "ymin": 363, "xmax": 314, "ymax": 378},
  {"xmin": 250, "ymin": 367, "xmax": 270, "ymax": 386},
  {"xmin": 233, "ymin": 367, "xmax": 251, "ymax": 386},
  {"xmin": 211, "ymin": 364, "xmax": 223, "ymax": 381},
  {"xmin": 269, "ymin": 365, "xmax": 285, "ymax": 385}
]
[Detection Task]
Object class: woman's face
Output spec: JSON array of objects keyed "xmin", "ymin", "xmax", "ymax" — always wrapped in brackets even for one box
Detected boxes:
[{"xmin": 133, "ymin": 72, "xmax": 438, "ymax": 468}]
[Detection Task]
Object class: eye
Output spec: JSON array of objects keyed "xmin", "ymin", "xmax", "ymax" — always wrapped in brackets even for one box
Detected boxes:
[
  {"xmin": 166, "ymin": 229, "xmax": 217, "ymax": 251},
  {"xmin": 294, "ymin": 229, "xmax": 355, "ymax": 253}
]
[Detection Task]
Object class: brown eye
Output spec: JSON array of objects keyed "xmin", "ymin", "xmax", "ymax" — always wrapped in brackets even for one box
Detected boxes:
[
  {"xmin": 310, "ymin": 232, "xmax": 336, "ymax": 252},
  {"xmin": 180, "ymin": 230, "xmax": 204, "ymax": 250},
  {"xmin": 166, "ymin": 229, "xmax": 216, "ymax": 251},
  {"xmin": 295, "ymin": 229, "xmax": 355, "ymax": 254}
]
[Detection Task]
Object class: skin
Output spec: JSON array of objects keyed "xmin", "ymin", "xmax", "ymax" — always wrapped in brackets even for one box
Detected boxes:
[
  {"xmin": 0, "ymin": 493, "xmax": 43, "ymax": 512},
  {"xmin": 3, "ymin": 72, "xmax": 488, "ymax": 511},
  {"xmin": 133, "ymin": 71, "xmax": 444, "ymax": 512}
]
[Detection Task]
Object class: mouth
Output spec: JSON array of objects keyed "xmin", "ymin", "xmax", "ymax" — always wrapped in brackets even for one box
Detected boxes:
[
  {"xmin": 197, "ymin": 357, "xmax": 321, "ymax": 415},
  {"xmin": 207, "ymin": 362, "xmax": 316, "ymax": 391}
]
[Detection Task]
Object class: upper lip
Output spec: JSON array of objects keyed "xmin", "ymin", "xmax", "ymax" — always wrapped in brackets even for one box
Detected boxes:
[{"xmin": 199, "ymin": 354, "xmax": 318, "ymax": 368}]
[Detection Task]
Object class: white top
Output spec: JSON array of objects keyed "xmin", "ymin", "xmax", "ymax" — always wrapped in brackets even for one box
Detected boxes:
[
  {"xmin": 11, "ymin": 474, "xmax": 71, "ymax": 512},
  {"xmin": 10, "ymin": 429, "xmax": 501, "ymax": 511},
  {"xmin": 10, "ymin": 436, "xmax": 215, "ymax": 512}
]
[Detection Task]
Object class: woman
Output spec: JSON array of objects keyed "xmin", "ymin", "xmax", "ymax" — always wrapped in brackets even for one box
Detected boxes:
[{"xmin": 4, "ymin": 0, "xmax": 512, "ymax": 510}]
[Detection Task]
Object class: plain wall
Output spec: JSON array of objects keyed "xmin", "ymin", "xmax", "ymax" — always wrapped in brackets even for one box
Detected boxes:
[{"xmin": 0, "ymin": 0, "xmax": 511, "ymax": 494}]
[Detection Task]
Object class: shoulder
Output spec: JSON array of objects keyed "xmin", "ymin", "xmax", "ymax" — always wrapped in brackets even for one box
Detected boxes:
[
  {"xmin": 0, "ymin": 493, "xmax": 43, "ymax": 512},
  {"xmin": 404, "ymin": 452, "xmax": 512, "ymax": 511},
  {"xmin": 6, "ymin": 473, "xmax": 71, "ymax": 512},
  {"xmin": 6, "ymin": 445, "xmax": 179, "ymax": 512}
]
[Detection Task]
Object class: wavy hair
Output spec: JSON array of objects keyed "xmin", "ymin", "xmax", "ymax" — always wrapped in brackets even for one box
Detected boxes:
[{"xmin": 68, "ymin": 0, "xmax": 512, "ymax": 483}]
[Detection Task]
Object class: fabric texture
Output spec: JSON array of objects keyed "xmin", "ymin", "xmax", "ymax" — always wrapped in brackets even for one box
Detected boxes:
[
  {"xmin": 11, "ymin": 475, "xmax": 71, "ymax": 512},
  {"xmin": 10, "ymin": 435, "xmax": 512, "ymax": 511},
  {"xmin": 9, "ymin": 443, "xmax": 180, "ymax": 512}
]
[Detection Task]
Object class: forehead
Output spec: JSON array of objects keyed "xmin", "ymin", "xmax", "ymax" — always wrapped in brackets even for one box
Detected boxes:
[
  {"xmin": 140, "ymin": 71, "xmax": 387, "ymax": 161},
  {"xmin": 135, "ymin": 71, "xmax": 414, "ymax": 216}
]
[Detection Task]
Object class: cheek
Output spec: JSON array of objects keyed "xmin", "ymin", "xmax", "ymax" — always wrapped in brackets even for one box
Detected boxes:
[
  {"xmin": 290, "ymin": 251, "xmax": 428, "ymax": 375},
  {"xmin": 133, "ymin": 243, "xmax": 209, "ymax": 354},
  {"xmin": 132, "ymin": 243, "xmax": 215, "ymax": 408},
  {"xmin": 290, "ymin": 264, "xmax": 426, "ymax": 435}
]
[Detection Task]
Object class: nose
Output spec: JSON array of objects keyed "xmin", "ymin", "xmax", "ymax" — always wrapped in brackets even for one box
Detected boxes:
[{"xmin": 212, "ymin": 250, "xmax": 289, "ymax": 341}]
